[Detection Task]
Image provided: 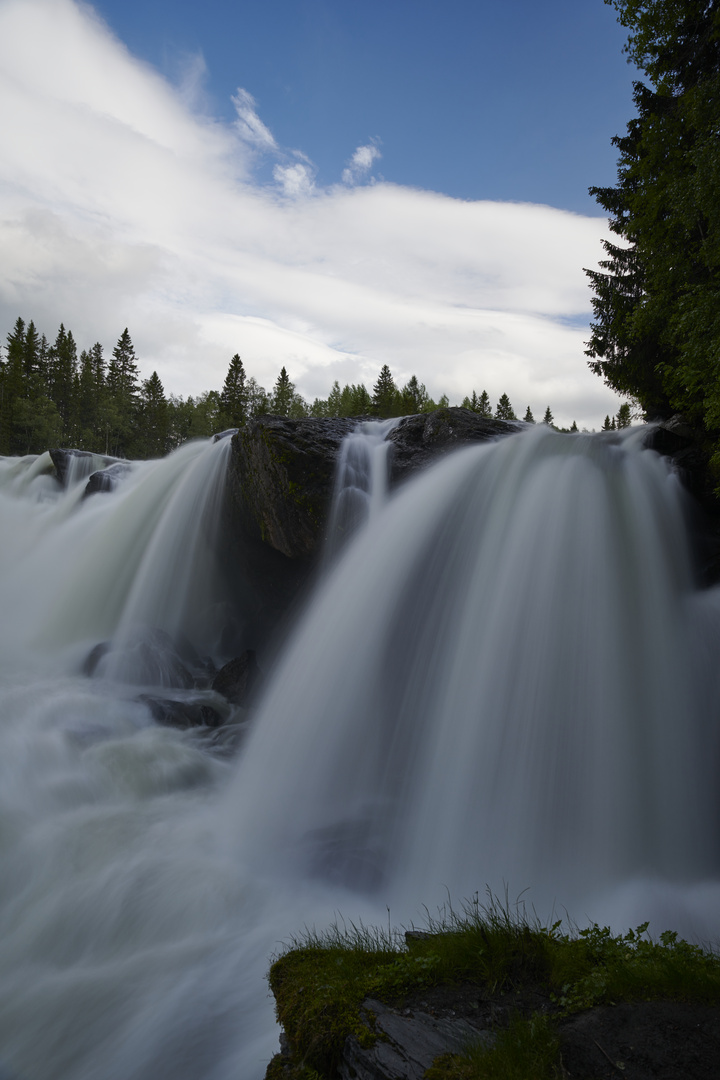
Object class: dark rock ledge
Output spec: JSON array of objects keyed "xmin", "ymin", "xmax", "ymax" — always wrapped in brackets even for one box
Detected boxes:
[{"xmin": 267, "ymin": 980, "xmax": 720, "ymax": 1080}]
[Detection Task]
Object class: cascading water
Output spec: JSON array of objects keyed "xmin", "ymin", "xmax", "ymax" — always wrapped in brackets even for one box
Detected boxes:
[
  {"xmin": 0, "ymin": 425, "xmax": 719, "ymax": 1080},
  {"xmin": 324, "ymin": 417, "xmax": 400, "ymax": 560}
]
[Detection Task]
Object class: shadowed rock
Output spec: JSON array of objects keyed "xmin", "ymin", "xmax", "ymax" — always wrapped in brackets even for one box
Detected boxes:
[
  {"xmin": 83, "ymin": 462, "xmax": 132, "ymax": 497},
  {"xmin": 211, "ymin": 651, "xmax": 260, "ymax": 705}
]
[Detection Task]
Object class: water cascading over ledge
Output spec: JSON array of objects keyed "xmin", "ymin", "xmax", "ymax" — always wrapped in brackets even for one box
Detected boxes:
[
  {"xmin": 229, "ymin": 425, "xmax": 720, "ymax": 923},
  {"xmin": 0, "ymin": 424, "xmax": 719, "ymax": 1080}
]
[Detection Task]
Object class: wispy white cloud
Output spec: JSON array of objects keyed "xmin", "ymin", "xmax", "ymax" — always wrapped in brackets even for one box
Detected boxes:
[
  {"xmin": 342, "ymin": 142, "xmax": 382, "ymax": 186},
  {"xmin": 0, "ymin": 0, "xmax": 620, "ymax": 429},
  {"xmin": 231, "ymin": 87, "xmax": 277, "ymax": 151}
]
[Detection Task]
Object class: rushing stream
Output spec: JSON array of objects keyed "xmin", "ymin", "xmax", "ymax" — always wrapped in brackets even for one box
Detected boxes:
[{"xmin": 1, "ymin": 425, "xmax": 719, "ymax": 1078}]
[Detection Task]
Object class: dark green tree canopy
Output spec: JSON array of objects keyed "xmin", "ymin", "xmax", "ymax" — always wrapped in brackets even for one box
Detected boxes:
[
  {"xmin": 372, "ymin": 364, "xmax": 399, "ymax": 418},
  {"xmin": 271, "ymin": 367, "xmax": 295, "ymax": 417},
  {"xmin": 220, "ymin": 353, "xmax": 247, "ymax": 428},
  {"xmin": 586, "ymin": 0, "xmax": 720, "ymax": 471},
  {"xmin": 495, "ymin": 393, "xmax": 516, "ymax": 421}
]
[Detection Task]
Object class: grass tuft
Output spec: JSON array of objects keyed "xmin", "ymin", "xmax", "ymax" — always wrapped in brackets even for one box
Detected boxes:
[{"xmin": 267, "ymin": 890, "xmax": 720, "ymax": 1079}]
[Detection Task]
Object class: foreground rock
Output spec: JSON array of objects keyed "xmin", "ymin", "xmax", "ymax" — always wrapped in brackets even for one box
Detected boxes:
[
  {"xmin": 339, "ymin": 998, "xmax": 491, "ymax": 1080},
  {"xmin": 268, "ymin": 980, "xmax": 720, "ymax": 1080}
]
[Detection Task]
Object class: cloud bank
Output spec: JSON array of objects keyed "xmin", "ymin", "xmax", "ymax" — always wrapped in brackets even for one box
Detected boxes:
[{"xmin": 0, "ymin": 0, "xmax": 619, "ymax": 428}]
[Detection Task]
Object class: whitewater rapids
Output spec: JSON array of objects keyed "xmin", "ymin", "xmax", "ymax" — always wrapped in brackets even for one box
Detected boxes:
[{"xmin": 0, "ymin": 426, "xmax": 719, "ymax": 1079}]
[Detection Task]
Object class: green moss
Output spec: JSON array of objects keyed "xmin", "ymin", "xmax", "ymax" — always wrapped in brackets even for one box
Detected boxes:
[
  {"xmin": 268, "ymin": 895, "xmax": 720, "ymax": 1080},
  {"xmin": 426, "ymin": 1014, "xmax": 561, "ymax": 1080}
]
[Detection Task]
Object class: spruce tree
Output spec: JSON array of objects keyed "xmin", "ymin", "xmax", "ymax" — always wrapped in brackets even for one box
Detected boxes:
[
  {"xmin": 616, "ymin": 403, "xmax": 632, "ymax": 429},
  {"xmin": 477, "ymin": 390, "xmax": 492, "ymax": 418},
  {"xmin": 524, "ymin": 406, "xmax": 535, "ymax": 423},
  {"xmin": 495, "ymin": 393, "xmax": 516, "ymax": 421},
  {"xmin": 107, "ymin": 329, "xmax": 140, "ymax": 457},
  {"xmin": 0, "ymin": 319, "xmax": 27, "ymax": 454},
  {"xmin": 372, "ymin": 364, "xmax": 399, "ymax": 418},
  {"xmin": 219, "ymin": 353, "xmax": 247, "ymax": 428},
  {"xmin": 543, "ymin": 406, "xmax": 554, "ymax": 425},
  {"xmin": 48, "ymin": 325, "xmax": 78, "ymax": 439},
  {"xmin": 585, "ymin": 0, "xmax": 720, "ymax": 450},
  {"xmin": 271, "ymin": 367, "xmax": 295, "ymax": 416},
  {"xmin": 401, "ymin": 375, "xmax": 429, "ymax": 414},
  {"xmin": 137, "ymin": 371, "xmax": 169, "ymax": 457}
]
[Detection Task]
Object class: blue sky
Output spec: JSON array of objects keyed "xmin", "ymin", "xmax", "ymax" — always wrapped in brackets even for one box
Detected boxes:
[
  {"xmin": 92, "ymin": 0, "xmax": 636, "ymax": 211},
  {"xmin": 0, "ymin": 0, "xmax": 639, "ymax": 428}
]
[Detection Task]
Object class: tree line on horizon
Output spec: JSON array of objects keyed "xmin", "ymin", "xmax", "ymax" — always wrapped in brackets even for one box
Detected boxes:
[{"xmin": 0, "ymin": 316, "xmax": 630, "ymax": 459}]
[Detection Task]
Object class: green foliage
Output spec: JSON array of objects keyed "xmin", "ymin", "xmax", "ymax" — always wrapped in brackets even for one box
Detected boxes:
[
  {"xmin": 372, "ymin": 363, "xmax": 399, "ymax": 418},
  {"xmin": 136, "ymin": 371, "xmax": 169, "ymax": 458},
  {"xmin": 495, "ymin": 394, "xmax": 516, "ymax": 421},
  {"xmin": 268, "ymin": 892, "xmax": 720, "ymax": 1080},
  {"xmin": 587, "ymin": 0, "xmax": 720, "ymax": 461},
  {"xmin": 271, "ymin": 366, "xmax": 296, "ymax": 417},
  {"xmin": 1, "ymin": 315, "xmax": 585, "ymax": 455},
  {"xmin": 400, "ymin": 374, "xmax": 430, "ymax": 414},
  {"xmin": 426, "ymin": 1014, "xmax": 561, "ymax": 1080},
  {"xmin": 523, "ymin": 405, "xmax": 535, "ymax": 423},
  {"xmin": 218, "ymin": 353, "xmax": 247, "ymax": 429}
]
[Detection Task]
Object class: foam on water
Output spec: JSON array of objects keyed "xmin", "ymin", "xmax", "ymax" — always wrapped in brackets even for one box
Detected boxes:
[{"xmin": 0, "ymin": 426, "xmax": 719, "ymax": 1079}]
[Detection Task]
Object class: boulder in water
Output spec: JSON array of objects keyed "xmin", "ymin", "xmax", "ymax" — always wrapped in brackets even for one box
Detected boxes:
[
  {"xmin": 388, "ymin": 408, "xmax": 523, "ymax": 486},
  {"xmin": 83, "ymin": 462, "xmax": 132, "ymax": 498},
  {"xmin": 226, "ymin": 415, "xmax": 357, "ymax": 560},
  {"xmin": 49, "ymin": 448, "xmax": 124, "ymax": 488},
  {"xmin": 138, "ymin": 694, "xmax": 223, "ymax": 729},
  {"xmin": 211, "ymin": 651, "xmax": 260, "ymax": 705}
]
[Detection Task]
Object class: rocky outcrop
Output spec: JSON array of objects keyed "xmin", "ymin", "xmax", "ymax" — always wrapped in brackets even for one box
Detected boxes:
[
  {"xmin": 644, "ymin": 414, "xmax": 720, "ymax": 584},
  {"xmin": 226, "ymin": 416, "xmax": 357, "ymax": 561},
  {"xmin": 221, "ymin": 411, "xmax": 523, "ymax": 651},
  {"xmin": 225, "ymin": 410, "xmax": 521, "ymax": 565},
  {"xmin": 339, "ymin": 998, "xmax": 492, "ymax": 1080},
  {"xmin": 50, "ymin": 448, "xmax": 124, "ymax": 487},
  {"xmin": 388, "ymin": 409, "xmax": 523, "ymax": 486},
  {"xmin": 83, "ymin": 461, "xmax": 132, "ymax": 497}
]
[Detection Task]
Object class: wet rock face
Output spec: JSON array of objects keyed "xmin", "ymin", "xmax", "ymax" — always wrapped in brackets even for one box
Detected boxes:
[
  {"xmin": 225, "ymin": 410, "xmax": 521, "ymax": 564},
  {"xmin": 83, "ymin": 462, "xmax": 132, "ymax": 497},
  {"xmin": 226, "ymin": 416, "xmax": 357, "ymax": 561},
  {"xmin": 388, "ymin": 409, "xmax": 523, "ymax": 486},
  {"xmin": 220, "ymin": 411, "xmax": 524, "ymax": 652},
  {"xmin": 340, "ymin": 998, "xmax": 492, "ymax": 1080},
  {"xmin": 49, "ymin": 448, "xmax": 124, "ymax": 487},
  {"xmin": 211, "ymin": 651, "xmax": 261, "ymax": 706}
]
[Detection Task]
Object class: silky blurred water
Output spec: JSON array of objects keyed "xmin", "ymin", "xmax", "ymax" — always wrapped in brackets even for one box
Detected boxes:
[{"xmin": 1, "ymin": 426, "xmax": 719, "ymax": 1079}]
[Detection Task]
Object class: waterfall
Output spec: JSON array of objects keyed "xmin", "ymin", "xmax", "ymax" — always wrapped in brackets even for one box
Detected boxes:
[
  {"xmin": 0, "ymin": 426, "xmax": 719, "ymax": 1080},
  {"xmin": 324, "ymin": 417, "xmax": 400, "ymax": 559},
  {"xmin": 229, "ymin": 426, "xmax": 720, "ymax": 919}
]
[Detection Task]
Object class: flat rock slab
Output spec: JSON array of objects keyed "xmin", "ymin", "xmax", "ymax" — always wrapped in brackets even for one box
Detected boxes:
[{"xmin": 340, "ymin": 997, "xmax": 491, "ymax": 1080}]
